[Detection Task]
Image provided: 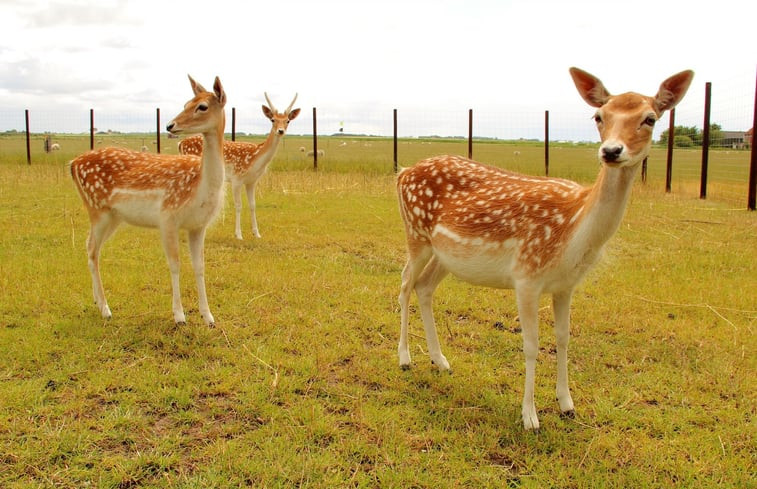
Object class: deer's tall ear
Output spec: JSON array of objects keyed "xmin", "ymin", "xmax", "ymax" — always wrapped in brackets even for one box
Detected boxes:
[
  {"xmin": 188, "ymin": 75, "xmax": 206, "ymax": 95},
  {"xmin": 570, "ymin": 67, "xmax": 611, "ymax": 108},
  {"xmin": 262, "ymin": 105, "xmax": 274, "ymax": 119},
  {"xmin": 288, "ymin": 108, "xmax": 301, "ymax": 121},
  {"xmin": 654, "ymin": 70, "xmax": 694, "ymax": 113},
  {"xmin": 213, "ymin": 77, "xmax": 226, "ymax": 106}
]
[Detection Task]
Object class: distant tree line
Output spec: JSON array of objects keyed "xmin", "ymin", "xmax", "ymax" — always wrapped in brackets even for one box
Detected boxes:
[{"xmin": 658, "ymin": 124, "xmax": 723, "ymax": 147}]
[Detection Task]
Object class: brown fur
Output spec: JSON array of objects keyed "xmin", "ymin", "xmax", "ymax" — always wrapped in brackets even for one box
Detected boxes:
[
  {"xmin": 397, "ymin": 155, "xmax": 591, "ymax": 272},
  {"xmin": 71, "ymin": 148, "xmax": 202, "ymax": 212}
]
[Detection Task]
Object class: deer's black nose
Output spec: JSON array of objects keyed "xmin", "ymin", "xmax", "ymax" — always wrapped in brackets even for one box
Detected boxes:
[
  {"xmin": 166, "ymin": 122, "xmax": 175, "ymax": 132},
  {"xmin": 601, "ymin": 145, "xmax": 623, "ymax": 162}
]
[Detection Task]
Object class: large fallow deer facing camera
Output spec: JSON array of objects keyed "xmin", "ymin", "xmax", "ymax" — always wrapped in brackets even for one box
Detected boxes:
[
  {"xmin": 70, "ymin": 76, "xmax": 227, "ymax": 327},
  {"xmin": 396, "ymin": 67, "xmax": 694, "ymax": 430},
  {"xmin": 179, "ymin": 93, "xmax": 300, "ymax": 239}
]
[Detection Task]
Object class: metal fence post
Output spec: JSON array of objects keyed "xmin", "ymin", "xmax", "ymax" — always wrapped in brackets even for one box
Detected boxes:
[
  {"xmin": 468, "ymin": 109, "xmax": 473, "ymax": 159},
  {"xmin": 393, "ymin": 109, "xmax": 398, "ymax": 173},
  {"xmin": 156, "ymin": 108, "xmax": 161, "ymax": 154},
  {"xmin": 700, "ymin": 82, "xmax": 712, "ymax": 199},
  {"xmin": 25, "ymin": 109, "xmax": 31, "ymax": 165},
  {"xmin": 231, "ymin": 107, "xmax": 236, "ymax": 141},
  {"xmin": 748, "ymin": 68, "xmax": 757, "ymax": 210},
  {"xmin": 312, "ymin": 107, "xmax": 318, "ymax": 170},
  {"xmin": 544, "ymin": 110, "xmax": 550, "ymax": 176},
  {"xmin": 90, "ymin": 109, "xmax": 95, "ymax": 150},
  {"xmin": 665, "ymin": 108, "xmax": 676, "ymax": 193},
  {"xmin": 641, "ymin": 157, "xmax": 648, "ymax": 183}
]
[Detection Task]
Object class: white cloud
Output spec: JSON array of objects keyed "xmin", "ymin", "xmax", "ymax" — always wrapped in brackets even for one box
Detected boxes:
[
  {"xmin": 23, "ymin": 0, "xmax": 140, "ymax": 28},
  {"xmin": 0, "ymin": 0, "xmax": 753, "ymax": 138},
  {"xmin": 0, "ymin": 58, "xmax": 112, "ymax": 95}
]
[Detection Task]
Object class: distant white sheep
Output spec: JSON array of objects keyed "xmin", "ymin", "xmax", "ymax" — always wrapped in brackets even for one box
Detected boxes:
[
  {"xmin": 50, "ymin": 143, "xmax": 60, "ymax": 151},
  {"xmin": 306, "ymin": 149, "xmax": 325, "ymax": 157}
]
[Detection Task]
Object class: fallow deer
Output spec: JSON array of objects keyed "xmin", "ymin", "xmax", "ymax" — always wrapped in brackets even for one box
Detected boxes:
[
  {"xmin": 179, "ymin": 93, "xmax": 300, "ymax": 239},
  {"xmin": 70, "ymin": 76, "xmax": 228, "ymax": 326},
  {"xmin": 396, "ymin": 67, "xmax": 694, "ymax": 430}
]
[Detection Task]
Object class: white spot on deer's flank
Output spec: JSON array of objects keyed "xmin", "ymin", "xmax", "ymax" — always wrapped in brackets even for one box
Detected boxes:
[{"xmin": 433, "ymin": 224, "xmax": 466, "ymax": 244}]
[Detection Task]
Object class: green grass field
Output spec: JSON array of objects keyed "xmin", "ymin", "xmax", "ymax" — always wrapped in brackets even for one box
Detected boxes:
[
  {"xmin": 0, "ymin": 136, "xmax": 754, "ymax": 487},
  {"xmin": 2, "ymin": 131, "xmax": 754, "ymax": 206}
]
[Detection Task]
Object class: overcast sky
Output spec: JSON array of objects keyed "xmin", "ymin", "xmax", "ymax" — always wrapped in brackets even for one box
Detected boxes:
[{"xmin": 1, "ymin": 0, "xmax": 754, "ymax": 140}]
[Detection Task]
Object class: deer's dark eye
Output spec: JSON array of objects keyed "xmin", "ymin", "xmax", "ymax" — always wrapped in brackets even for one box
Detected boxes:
[
  {"xmin": 196, "ymin": 104, "xmax": 208, "ymax": 112},
  {"xmin": 644, "ymin": 116, "xmax": 656, "ymax": 126},
  {"xmin": 594, "ymin": 114, "xmax": 602, "ymax": 124}
]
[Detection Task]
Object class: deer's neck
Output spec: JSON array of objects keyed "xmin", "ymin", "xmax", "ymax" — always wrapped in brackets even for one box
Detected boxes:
[
  {"xmin": 254, "ymin": 128, "xmax": 283, "ymax": 170},
  {"xmin": 569, "ymin": 164, "xmax": 638, "ymax": 257},
  {"xmin": 199, "ymin": 124, "xmax": 226, "ymax": 192}
]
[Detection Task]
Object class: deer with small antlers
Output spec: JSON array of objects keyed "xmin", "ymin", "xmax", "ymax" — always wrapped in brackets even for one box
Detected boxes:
[
  {"xmin": 396, "ymin": 67, "xmax": 694, "ymax": 430},
  {"xmin": 70, "ymin": 75, "xmax": 227, "ymax": 326},
  {"xmin": 179, "ymin": 93, "xmax": 300, "ymax": 239}
]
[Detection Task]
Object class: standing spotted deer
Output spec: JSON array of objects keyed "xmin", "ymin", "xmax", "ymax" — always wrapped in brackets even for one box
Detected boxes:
[
  {"xmin": 179, "ymin": 93, "xmax": 300, "ymax": 239},
  {"xmin": 396, "ymin": 67, "xmax": 694, "ymax": 430},
  {"xmin": 70, "ymin": 76, "xmax": 227, "ymax": 326}
]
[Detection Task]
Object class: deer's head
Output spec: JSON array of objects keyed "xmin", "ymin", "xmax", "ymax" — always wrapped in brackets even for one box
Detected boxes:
[
  {"xmin": 166, "ymin": 75, "xmax": 227, "ymax": 135},
  {"xmin": 262, "ymin": 93, "xmax": 300, "ymax": 136},
  {"xmin": 570, "ymin": 67, "xmax": 694, "ymax": 167}
]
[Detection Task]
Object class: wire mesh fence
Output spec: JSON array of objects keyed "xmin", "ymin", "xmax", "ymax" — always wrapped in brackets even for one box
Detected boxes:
[{"xmin": 1, "ymin": 68, "xmax": 755, "ymax": 208}]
